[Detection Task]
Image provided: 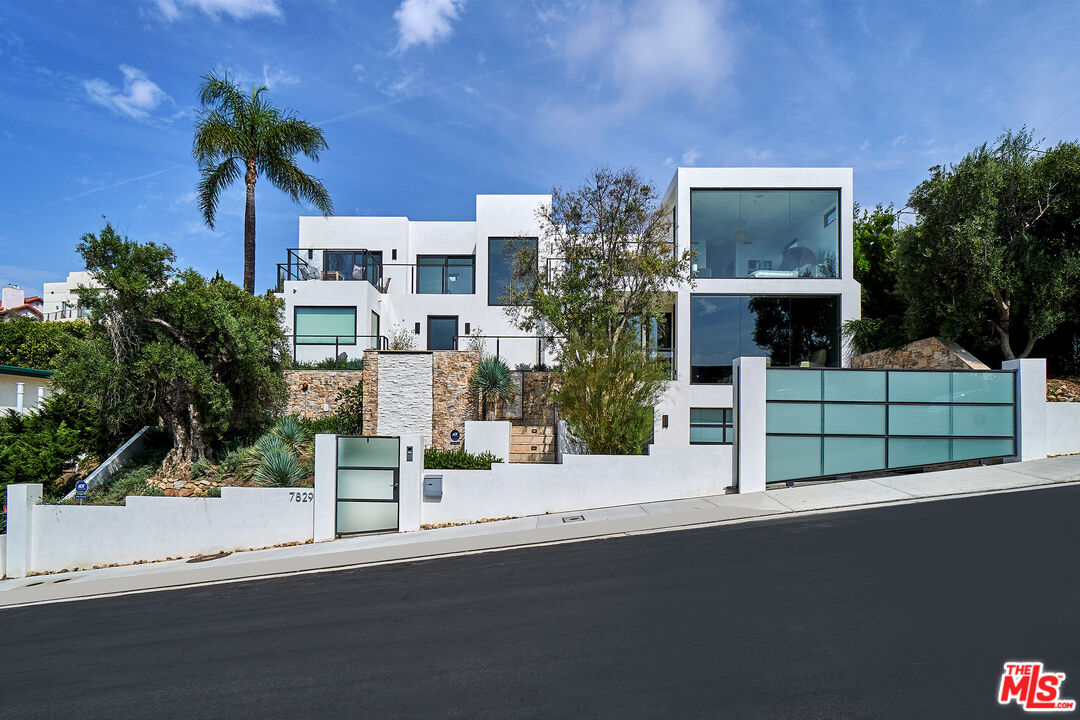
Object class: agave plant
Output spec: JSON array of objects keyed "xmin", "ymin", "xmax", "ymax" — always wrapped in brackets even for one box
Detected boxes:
[
  {"xmin": 269, "ymin": 416, "xmax": 310, "ymax": 456},
  {"xmin": 470, "ymin": 356, "xmax": 517, "ymax": 420},
  {"xmin": 252, "ymin": 445, "xmax": 305, "ymax": 487}
]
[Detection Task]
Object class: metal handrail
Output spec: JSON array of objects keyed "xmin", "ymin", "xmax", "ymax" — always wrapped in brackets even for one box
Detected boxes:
[
  {"xmin": 285, "ymin": 333, "xmax": 388, "ymax": 367},
  {"xmin": 453, "ymin": 334, "xmax": 558, "ymax": 367}
]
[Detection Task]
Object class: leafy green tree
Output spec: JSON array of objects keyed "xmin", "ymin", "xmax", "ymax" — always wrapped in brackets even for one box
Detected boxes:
[
  {"xmin": 0, "ymin": 318, "xmax": 91, "ymax": 370},
  {"xmin": 193, "ymin": 69, "xmax": 333, "ymax": 294},
  {"xmin": 504, "ymin": 167, "xmax": 692, "ymax": 454},
  {"xmin": 842, "ymin": 203, "xmax": 907, "ymax": 353},
  {"xmin": 53, "ymin": 223, "xmax": 289, "ymax": 473},
  {"xmin": 896, "ymin": 128, "xmax": 1080, "ymax": 360}
]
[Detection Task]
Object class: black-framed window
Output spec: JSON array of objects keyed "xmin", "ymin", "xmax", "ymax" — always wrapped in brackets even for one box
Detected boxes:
[
  {"xmin": 488, "ymin": 236, "xmax": 537, "ymax": 305},
  {"xmin": 325, "ymin": 250, "xmax": 383, "ymax": 282},
  {"xmin": 427, "ymin": 315, "xmax": 458, "ymax": 350},
  {"xmin": 294, "ymin": 306, "xmax": 357, "ymax": 345},
  {"xmin": 417, "ymin": 255, "xmax": 475, "ymax": 294},
  {"xmin": 690, "ymin": 295, "xmax": 840, "ymax": 384},
  {"xmin": 690, "ymin": 189, "xmax": 839, "ymax": 279},
  {"xmin": 690, "ymin": 408, "xmax": 732, "ymax": 444}
]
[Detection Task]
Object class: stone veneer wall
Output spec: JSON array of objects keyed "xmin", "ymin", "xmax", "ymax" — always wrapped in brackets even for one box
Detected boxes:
[
  {"xmin": 284, "ymin": 370, "xmax": 364, "ymax": 419},
  {"xmin": 376, "ymin": 352, "xmax": 434, "ymax": 446},
  {"xmin": 851, "ymin": 337, "xmax": 989, "ymax": 370},
  {"xmin": 432, "ymin": 350, "xmax": 480, "ymax": 449},
  {"xmin": 362, "ymin": 351, "xmax": 379, "ymax": 435},
  {"xmin": 493, "ymin": 371, "xmax": 559, "ymax": 425}
]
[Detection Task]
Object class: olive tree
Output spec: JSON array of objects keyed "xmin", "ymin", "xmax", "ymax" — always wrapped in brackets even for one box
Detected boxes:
[{"xmin": 503, "ymin": 167, "xmax": 692, "ymax": 454}]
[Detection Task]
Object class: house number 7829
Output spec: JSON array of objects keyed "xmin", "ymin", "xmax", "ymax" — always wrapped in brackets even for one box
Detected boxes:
[{"xmin": 289, "ymin": 491, "xmax": 314, "ymax": 503}]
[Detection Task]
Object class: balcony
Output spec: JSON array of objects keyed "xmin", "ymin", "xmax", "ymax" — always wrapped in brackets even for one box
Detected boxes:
[{"xmin": 276, "ymin": 248, "xmax": 385, "ymax": 292}]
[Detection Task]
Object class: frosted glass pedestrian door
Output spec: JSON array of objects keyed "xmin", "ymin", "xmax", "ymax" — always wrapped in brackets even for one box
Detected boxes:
[{"xmin": 335, "ymin": 436, "xmax": 400, "ymax": 536}]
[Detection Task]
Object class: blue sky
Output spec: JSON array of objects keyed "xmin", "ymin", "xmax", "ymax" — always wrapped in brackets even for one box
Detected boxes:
[{"xmin": 2, "ymin": 0, "xmax": 1080, "ymax": 295}]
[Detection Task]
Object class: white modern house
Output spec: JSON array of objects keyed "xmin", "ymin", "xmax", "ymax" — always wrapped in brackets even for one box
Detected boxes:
[
  {"xmin": 40, "ymin": 270, "xmax": 99, "ymax": 321},
  {"xmin": 276, "ymin": 167, "xmax": 861, "ymax": 448}
]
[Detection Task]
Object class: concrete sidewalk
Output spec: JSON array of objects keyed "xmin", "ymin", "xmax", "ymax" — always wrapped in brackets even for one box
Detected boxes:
[{"xmin": 2, "ymin": 454, "xmax": 1079, "ymax": 609}]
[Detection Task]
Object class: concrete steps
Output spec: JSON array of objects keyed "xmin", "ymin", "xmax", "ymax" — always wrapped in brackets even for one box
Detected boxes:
[{"xmin": 510, "ymin": 425, "xmax": 556, "ymax": 463}]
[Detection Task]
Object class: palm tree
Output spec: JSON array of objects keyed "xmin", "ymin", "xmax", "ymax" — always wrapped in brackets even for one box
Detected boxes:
[
  {"xmin": 193, "ymin": 70, "xmax": 333, "ymax": 294},
  {"xmin": 470, "ymin": 357, "xmax": 517, "ymax": 420}
]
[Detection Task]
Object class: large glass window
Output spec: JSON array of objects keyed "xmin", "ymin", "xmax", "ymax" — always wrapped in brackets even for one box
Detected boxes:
[
  {"xmin": 488, "ymin": 237, "xmax": 537, "ymax": 305},
  {"xmin": 325, "ymin": 250, "xmax": 383, "ymax": 283},
  {"xmin": 690, "ymin": 408, "xmax": 733, "ymax": 444},
  {"xmin": 690, "ymin": 190, "xmax": 839, "ymax": 279},
  {"xmin": 417, "ymin": 255, "xmax": 475, "ymax": 294},
  {"xmin": 295, "ymin": 306, "xmax": 356, "ymax": 345},
  {"xmin": 690, "ymin": 295, "xmax": 839, "ymax": 383}
]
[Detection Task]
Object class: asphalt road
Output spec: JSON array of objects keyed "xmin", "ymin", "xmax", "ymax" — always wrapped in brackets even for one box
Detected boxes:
[{"xmin": 2, "ymin": 486, "xmax": 1078, "ymax": 719}]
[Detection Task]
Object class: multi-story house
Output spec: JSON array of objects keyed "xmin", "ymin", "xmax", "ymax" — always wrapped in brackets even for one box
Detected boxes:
[{"xmin": 276, "ymin": 167, "xmax": 860, "ymax": 448}]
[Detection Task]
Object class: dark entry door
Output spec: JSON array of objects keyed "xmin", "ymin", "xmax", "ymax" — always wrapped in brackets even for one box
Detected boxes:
[{"xmin": 428, "ymin": 315, "xmax": 458, "ymax": 350}]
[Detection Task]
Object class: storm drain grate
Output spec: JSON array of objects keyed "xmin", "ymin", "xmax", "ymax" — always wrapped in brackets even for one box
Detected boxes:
[{"xmin": 562, "ymin": 515, "xmax": 585, "ymax": 523}]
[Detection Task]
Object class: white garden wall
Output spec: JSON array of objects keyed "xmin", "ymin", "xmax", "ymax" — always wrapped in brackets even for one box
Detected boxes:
[
  {"xmin": 8, "ymin": 487, "xmax": 314, "ymax": 576},
  {"xmin": 421, "ymin": 444, "xmax": 732, "ymax": 526},
  {"xmin": 1047, "ymin": 403, "xmax": 1080, "ymax": 457}
]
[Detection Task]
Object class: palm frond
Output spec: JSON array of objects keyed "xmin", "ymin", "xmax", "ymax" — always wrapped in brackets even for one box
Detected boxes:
[
  {"xmin": 196, "ymin": 158, "xmax": 242, "ymax": 229},
  {"xmin": 471, "ymin": 357, "xmax": 517, "ymax": 403},
  {"xmin": 261, "ymin": 156, "xmax": 334, "ymax": 216}
]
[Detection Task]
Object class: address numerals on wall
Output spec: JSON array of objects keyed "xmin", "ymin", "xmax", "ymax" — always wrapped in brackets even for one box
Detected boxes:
[{"xmin": 289, "ymin": 491, "xmax": 314, "ymax": 503}]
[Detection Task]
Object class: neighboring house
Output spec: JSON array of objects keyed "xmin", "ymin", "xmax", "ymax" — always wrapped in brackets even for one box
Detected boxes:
[
  {"xmin": 0, "ymin": 364, "xmax": 53, "ymax": 414},
  {"xmin": 0, "ymin": 285, "xmax": 44, "ymax": 322},
  {"xmin": 40, "ymin": 270, "xmax": 99, "ymax": 321},
  {"xmin": 276, "ymin": 167, "xmax": 861, "ymax": 448}
]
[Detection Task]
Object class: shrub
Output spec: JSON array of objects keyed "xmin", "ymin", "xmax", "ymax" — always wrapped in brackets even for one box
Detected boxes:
[
  {"xmin": 253, "ymin": 446, "xmax": 305, "ymax": 487},
  {"xmin": 424, "ymin": 447, "xmax": 502, "ymax": 470},
  {"xmin": 291, "ymin": 357, "xmax": 364, "ymax": 370},
  {"xmin": 0, "ymin": 318, "xmax": 92, "ymax": 371},
  {"xmin": 189, "ymin": 458, "xmax": 211, "ymax": 479},
  {"xmin": 207, "ymin": 486, "xmax": 221, "ymax": 498}
]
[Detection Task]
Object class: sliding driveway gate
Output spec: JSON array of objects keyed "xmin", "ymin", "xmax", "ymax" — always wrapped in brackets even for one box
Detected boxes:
[
  {"xmin": 335, "ymin": 436, "xmax": 400, "ymax": 536},
  {"xmin": 765, "ymin": 368, "xmax": 1016, "ymax": 484}
]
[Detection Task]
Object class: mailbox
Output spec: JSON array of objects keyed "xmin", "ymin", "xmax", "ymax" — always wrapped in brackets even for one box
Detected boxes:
[{"xmin": 423, "ymin": 474, "xmax": 443, "ymax": 499}]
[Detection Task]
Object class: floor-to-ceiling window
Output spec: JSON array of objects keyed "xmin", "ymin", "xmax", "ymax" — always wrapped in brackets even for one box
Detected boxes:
[
  {"xmin": 690, "ymin": 190, "xmax": 839, "ymax": 279},
  {"xmin": 690, "ymin": 295, "xmax": 839, "ymax": 383},
  {"xmin": 488, "ymin": 237, "xmax": 537, "ymax": 305}
]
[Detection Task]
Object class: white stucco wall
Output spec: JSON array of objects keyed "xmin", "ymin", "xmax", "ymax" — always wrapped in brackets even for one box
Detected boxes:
[
  {"xmin": 420, "ymin": 444, "xmax": 732, "ymax": 525},
  {"xmin": 1047, "ymin": 403, "xmax": 1080, "ymax": 457},
  {"xmin": 22, "ymin": 487, "xmax": 314, "ymax": 575},
  {"xmin": 0, "ymin": 374, "xmax": 51, "ymax": 414},
  {"xmin": 464, "ymin": 421, "xmax": 511, "ymax": 461},
  {"xmin": 377, "ymin": 353, "xmax": 434, "ymax": 445}
]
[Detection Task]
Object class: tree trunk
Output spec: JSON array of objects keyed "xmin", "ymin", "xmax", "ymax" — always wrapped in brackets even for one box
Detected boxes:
[{"xmin": 244, "ymin": 166, "xmax": 257, "ymax": 294}]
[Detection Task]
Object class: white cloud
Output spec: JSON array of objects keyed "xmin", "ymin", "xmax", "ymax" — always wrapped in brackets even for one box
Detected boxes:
[
  {"xmin": 353, "ymin": 63, "xmax": 365, "ymax": 81},
  {"xmin": 394, "ymin": 0, "xmax": 465, "ymax": 51},
  {"xmin": 563, "ymin": 0, "xmax": 732, "ymax": 110},
  {"xmin": 681, "ymin": 147, "xmax": 701, "ymax": 165},
  {"xmin": 83, "ymin": 65, "xmax": 171, "ymax": 120},
  {"xmin": 154, "ymin": 0, "xmax": 281, "ymax": 21},
  {"xmin": 744, "ymin": 148, "xmax": 774, "ymax": 163},
  {"xmin": 662, "ymin": 156, "xmax": 675, "ymax": 168},
  {"xmin": 859, "ymin": 139, "xmax": 871, "ymax": 152}
]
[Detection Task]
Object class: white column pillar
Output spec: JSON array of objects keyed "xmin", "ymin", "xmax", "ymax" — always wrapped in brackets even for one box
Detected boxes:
[
  {"xmin": 36, "ymin": 385, "xmax": 45, "ymax": 409},
  {"xmin": 15, "ymin": 382, "xmax": 24, "ymax": 412},
  {"xmin": 312, "ymin": 434, "xmax": 337, "ymax": 542},
  {"xmin": 1002, "ymin": 358, "xmax": 1047, "ymax": 461},
  {"xmin": 397, "ymin": 434, "xmax": 423, "ymax": 532},
  {"xmin": 5, "ymin": 483, "xmax": 43, "ymax": 578},
  {"xmin": 732, "ymin": 356, "xmax": 768, "ymax": 493}
]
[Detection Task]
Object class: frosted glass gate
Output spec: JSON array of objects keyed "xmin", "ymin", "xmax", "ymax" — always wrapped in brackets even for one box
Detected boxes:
[
  {"xmin": 765, "ymin": 368, "xmax": 1016, "ymax": 484},
  {"xmin": 336, "ymin": 436, "xmax": 400, "ymax": 535}
]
